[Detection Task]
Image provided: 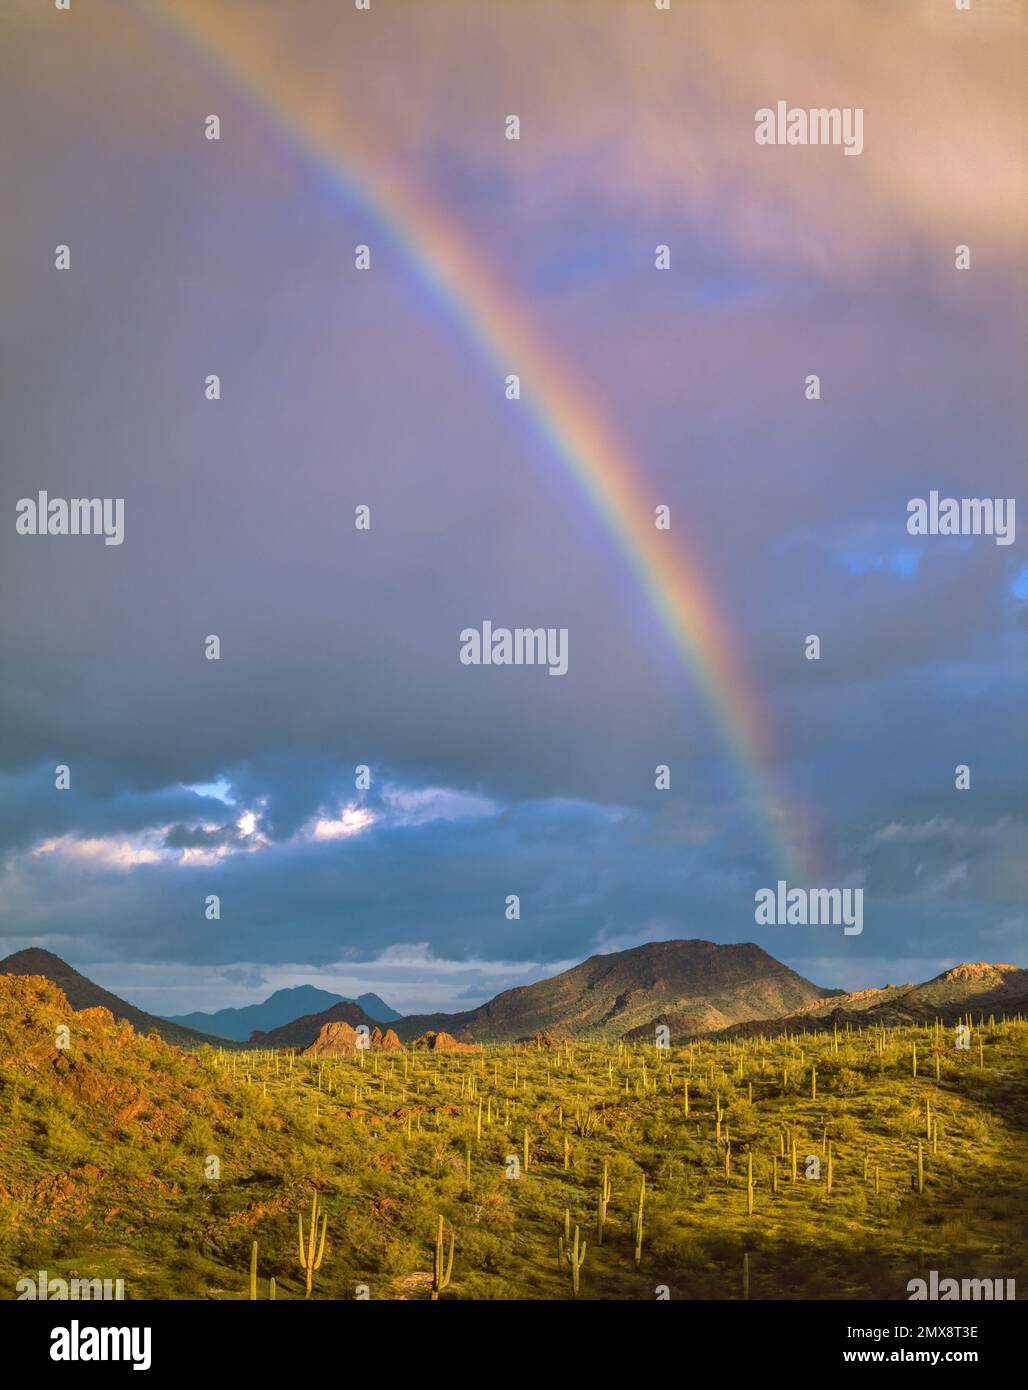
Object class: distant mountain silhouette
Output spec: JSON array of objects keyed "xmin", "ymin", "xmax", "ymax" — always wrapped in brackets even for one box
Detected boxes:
[
  {"xmin": 164, "ymin": 985, "xmax": 401, "ymax": 1040},
  {"xmin": 352, "ymin": 993, "xmax": 402, "ymax": 1023},
  {"xmin": 0, "ymin": 948, "xmax": 225, "ymax": 1049}
]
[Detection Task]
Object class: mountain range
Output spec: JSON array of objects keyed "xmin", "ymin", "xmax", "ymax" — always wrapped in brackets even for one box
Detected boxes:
[
  {"xmin": 2, "ymin": 941, "xmax": 1024, "ymax": 1051},
  {"xmin": 163, "ymin": 985, "xmax": 401, "ymax": 1040}
]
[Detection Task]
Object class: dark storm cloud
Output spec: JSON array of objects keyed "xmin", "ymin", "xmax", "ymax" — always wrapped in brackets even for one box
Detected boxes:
[{"xmin": 162, "ymin": 823, "xmax": 238, "ymax": 851}]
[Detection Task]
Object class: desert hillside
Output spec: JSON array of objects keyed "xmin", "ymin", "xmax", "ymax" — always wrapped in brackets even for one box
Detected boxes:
[{"xmin": 393, "ymin": 940, "xmax": 836, "ymax": 1044}]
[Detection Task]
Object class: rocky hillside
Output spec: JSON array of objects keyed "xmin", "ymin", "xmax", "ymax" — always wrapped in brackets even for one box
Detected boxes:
[
  {"xmin": 705, "ymin": 962, "xmax": 1028, "ymax": 1040},
  {"xmin": 0, "ymin": 972, "xmax": 222, "ymax": 1168},
  {"xmin": 0, "ymin": 948, "xmax": 224, "ymax": 1049},
  {"xmin": 303, "ymin": 1021, "xmax": 402, "ymax": 1055}
]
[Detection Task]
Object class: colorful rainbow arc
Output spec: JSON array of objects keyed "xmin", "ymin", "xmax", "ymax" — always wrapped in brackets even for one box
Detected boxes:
[{"xmin": 143, "ymin": 0, "xmax": 804, "ymax": 877}]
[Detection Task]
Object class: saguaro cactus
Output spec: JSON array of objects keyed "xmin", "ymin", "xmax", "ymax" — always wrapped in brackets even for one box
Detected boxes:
[
  {"xmin": 634, "ymin": 1174, "xmax": 646, "ymax": 1267},
  {"xmin": 559, "ymin": 1223, "xmax": 587, "ymax": 1296},
  {"xmin": 596, "ymin": 1160, "xmax": 612, "ymax": 1245},
  {"xmin": 431, "ymin": 1214, "xmax": 454, "ymax": 1300},
  {"xmin": 298, "ymin": 1191, "xmax": 328, "ymax": 1298},
  {"xmin": 747, "ymin": 1150, "xmax": 754, "ymax": 1215},
  {"xmin": 249, "ymin": 1240, "xmax": 258, "ymax": 1301}
]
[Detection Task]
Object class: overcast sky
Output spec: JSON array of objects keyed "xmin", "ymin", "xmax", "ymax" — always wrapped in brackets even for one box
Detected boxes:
[{"xmin": 1, "ymin": 0, "xmax": 1024, "ymax": 1016}]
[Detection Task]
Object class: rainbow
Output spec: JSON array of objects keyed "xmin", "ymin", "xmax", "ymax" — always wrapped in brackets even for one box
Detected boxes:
[{"xmin": 141, "ymin": 0, "xmax": 804, "ymax": 874}]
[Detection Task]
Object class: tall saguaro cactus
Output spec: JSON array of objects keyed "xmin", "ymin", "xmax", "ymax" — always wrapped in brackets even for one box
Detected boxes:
[
  {"xmin": 559, "ymin": 1223, "xmax": 587, "ymax": 1296},
  {"xmin": 597, "ymin": 1159, "xmax": 612, "ymax": 1245},
  {"xmin": 298, "ymin": 1191, "xmax": 328, "ymax": 1298},
  {"xmin": 432, "ymin": 1214, "xmax": 454, "ymax": 1300},
  {"xmin": 634, "ymin": 1174, "xmax": 646, "ymax": 1267},
  {"xmin": 747, "ymin": 1151, "xmax": 754, "ymax": 1215}
]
